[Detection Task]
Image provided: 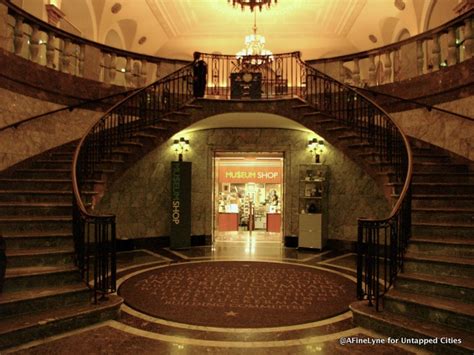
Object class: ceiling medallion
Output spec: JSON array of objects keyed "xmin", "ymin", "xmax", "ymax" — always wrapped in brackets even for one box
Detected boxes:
[{"xmin": 228, "ymin": 0, "xmax": 277, "ymax": 12}]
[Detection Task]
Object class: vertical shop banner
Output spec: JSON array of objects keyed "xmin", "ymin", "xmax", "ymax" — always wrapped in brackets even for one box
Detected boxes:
[{"xmin": 170, "ymin": 161, "xmax": 192, "ymax": 249}]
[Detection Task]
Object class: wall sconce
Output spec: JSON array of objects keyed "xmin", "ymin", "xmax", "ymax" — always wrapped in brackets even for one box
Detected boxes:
[
  {"xmin": 173, "ymin": 137, "xmax": 190, "ymax": 161},
  {"xmin": 308, "ymin": 138, "xmax": 324, "ymax": 163}
]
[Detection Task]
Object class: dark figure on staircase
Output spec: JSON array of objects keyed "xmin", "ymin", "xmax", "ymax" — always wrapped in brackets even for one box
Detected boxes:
[{"xmin": 193, "ymin": 52, "xmax": 207, "ymax": 98}]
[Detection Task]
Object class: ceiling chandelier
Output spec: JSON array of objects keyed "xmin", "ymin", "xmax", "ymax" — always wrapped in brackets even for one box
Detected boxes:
[
  {"xmin": 228, "ymin": 0, "xmax": 277, "ymax": 12},
  {"xmin": 236, "ymin": 11, "xmax": 273, "ymax": 66}
]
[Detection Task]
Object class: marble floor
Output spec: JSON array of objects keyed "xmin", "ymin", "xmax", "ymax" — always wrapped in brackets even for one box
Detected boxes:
[{"xmin": 5, "ymin": 243, "xmax": 430, "ymax": 355}]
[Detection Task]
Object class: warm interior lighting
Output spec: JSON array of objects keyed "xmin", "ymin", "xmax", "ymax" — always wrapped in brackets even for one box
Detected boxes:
[
  {"xmin": 228, "ymin": 0, "xmax": 277, "ymax": 12},
  {"xmin": 236, "ymin": 11, "xmax": 273, "ymax": 67},
  {"xmin": 173, "ymin": 137, "xmax": 190, "ymax": 161},
  {"xmin": 308, "ymin": 138, "xmax": 324, "ymax": 163}
]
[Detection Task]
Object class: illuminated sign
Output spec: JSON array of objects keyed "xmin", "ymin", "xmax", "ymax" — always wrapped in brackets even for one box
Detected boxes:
[{"xmin": 218, "ymin": 166, "xmax": 282, "ymax": 183}]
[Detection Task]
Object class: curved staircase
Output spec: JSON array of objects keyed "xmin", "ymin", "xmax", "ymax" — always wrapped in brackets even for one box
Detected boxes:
[
  {"xmin": 351, "ymin": 140, "xmax": 474, "ymax": 354},
  {"xmin": 0, "ymin": 144, "xmax": 122, "ymax": 350}
]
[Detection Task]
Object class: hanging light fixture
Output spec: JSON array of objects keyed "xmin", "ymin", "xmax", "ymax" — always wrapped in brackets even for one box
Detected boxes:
[
  {"xmin": 228, "ymin": 0, "xmax": 277, "ymax": 12},
  {"xmin": 236, "ymin": 10, "xmax": 273, "ymax": 66}
]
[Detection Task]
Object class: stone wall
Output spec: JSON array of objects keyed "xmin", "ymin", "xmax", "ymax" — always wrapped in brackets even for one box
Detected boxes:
[
  {"xmin": 0, "ymin": 86, "xmax": 101, "ymax": 171},
  {"xmin": 96, "ymin": 128, "xmax": 390, "ymax": 243}
]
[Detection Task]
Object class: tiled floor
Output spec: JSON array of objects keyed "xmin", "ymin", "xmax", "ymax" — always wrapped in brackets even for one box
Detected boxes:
[{"xmin": 6, "ymin": 243, "xmax": 430, "ymax": 355}]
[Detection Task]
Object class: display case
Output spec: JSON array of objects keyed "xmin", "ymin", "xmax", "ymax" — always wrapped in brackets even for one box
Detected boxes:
[{"xmin": 298, "ymin": 164, "xmax": 328, "ymax": 249}]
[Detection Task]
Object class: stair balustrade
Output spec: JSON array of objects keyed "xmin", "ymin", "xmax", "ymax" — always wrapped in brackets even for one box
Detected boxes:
[
  {"xmin": 72, "ymin": 63, "xmax": 194, "ymax": 301},
  {"xmin": 73, "ymin": 51, "xmax": 412, "ymax": 307}
]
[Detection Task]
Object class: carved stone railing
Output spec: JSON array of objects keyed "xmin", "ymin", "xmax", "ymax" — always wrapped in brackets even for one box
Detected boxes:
[
  {"xmin": 0, "ymin": 0, "xmax": 189, "ymax": 88},
  {"xmin": 307, "ymin": 10, "xmax": 473, "ymax": 87}
]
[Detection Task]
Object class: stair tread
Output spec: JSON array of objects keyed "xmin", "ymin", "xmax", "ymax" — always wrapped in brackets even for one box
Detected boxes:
[
  {"xmin": 405, "ymin": 252, "xmax": 474, "ymax": 266},
  {"xmin": 395, "ymin": 194, "xmax": 474, "ymax": 199},
  {"xmin": 5, "ymin": 265, "xmax": 78, "ymax": 278},
  {"xmin": 0, "ymin": 295, "xmax": 122, "ymax": 335},
  {"xmin": 0, "ymin": 283, "xmax": 88, "ymax": 305},
  {"xmin": 3, "ymin": 231, "xmax": 72, "ymax": 238},
  {"xmin": 6, "ymin": 247, "xmax": 74, "ymax": 257},
  {"xmin": 0, "ymin": 215, "xmax": 71, "ymax": 222},
  {"xmin": 411, "ymin": 236, "xmax": 474, "ymax": 245},
  {"xmin": 412, "ymin": 221, "xmax": 474, "ymax": 228},
  {"xmin": 0, "ymin": 202, "xmax": 72, "ymax": 207},
  {"xmin": 0, "ymin": 190, "xmax": 97, "ymax": 194},
  {"xmin": 398, "ymin": 272, "xmax": 474, "ymax": 290},
  {"xmin": 351, "ymin": 300, "xmax": 474, "ymax": 350},
  {"xmin": 387, "ymin": 289, "xmax": 474, "ymax": 317},
  {"xmin": 412, "ymin": 207, "xmax": 474, "ymax": 213},
  {"xmin": 388, "ymin": 182, "xmax": 474, "ymax": 186}
]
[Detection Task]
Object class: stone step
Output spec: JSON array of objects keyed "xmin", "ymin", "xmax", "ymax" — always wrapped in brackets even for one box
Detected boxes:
[
  {"xmin": 389, "ymin": 183, "xmax": 474, "ymax": 195},
  {"xmin": 31, "ymin": 159, "xmax": 73, "ymax": 170},
  {"xmin": 4, "ymin": 265, "xmax": 81, "ymax": 292},
  {"xmin": 351, "ymin": 300, "xmax": 474, "ymax": 354},
  {"xmin": 6, "ymin": 247, "xmax": 74, "ymax": 268},
  {"xmin": 3, "ymin": 231, "xmax": 73, "ymax": 249},
  {"xmin": 0, "ymin": 190, "xmax": 97, "ymax": 203},
  {"xmin": 0, "ymin": 215, "xmax": 72, "ymax": 233},
  {"xmin": 384, "ymin": 289, "xmax": 474, "ymax": 331},
  {"xmin": 404, "ymin": 252, "xmax": 474, "ymax": 279},
  {"xmin": 0, "ymin": 284, "xmax": 90, "ymax": 319},
  {"xmin": 0, "ymin": 202, "xmax": 72, "ymax": 216},
  {"xmin": 0, "ymin": 295, "xmax": 122, "ymax": 350},
  {"xmin": 385, "ymin": 172, "xmax": 474, "ymax": 183},
  {"xmin": 13, "ymin": 169, "xmax": 72, "ymax": 179},
  {"xmin": 412, "ymin": 222, "xmax": 474, "ymax": 238},
  {"xmin": 396, "ymin": 273, "xmax": 474, "ymax": 303},
  {"xmin": 410, "ymin": 195, "xmax": 474, "ymax": 209},
  {"xmin": 412, "ymin": 153, "xmax": 452, "ymax": 162},
  {"xmin": 408, "ymin": 237, "xmax": 474, "ymax": 258},
  {"xmin": 412, "ymin": 208, "xmax": 474, "ymax": 224},
  {"xmin": 413, "ymin": 162, "xmax": 470, "ymax": 173},
  {"xmin": 0, "ymin": 178, "xmax": 102, "ymax": 191}
]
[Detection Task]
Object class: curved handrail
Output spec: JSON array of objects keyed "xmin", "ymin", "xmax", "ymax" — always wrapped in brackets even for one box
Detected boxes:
[{"xmin": 71, "ymin": 61, "xmax": 194, "ymax": 300}]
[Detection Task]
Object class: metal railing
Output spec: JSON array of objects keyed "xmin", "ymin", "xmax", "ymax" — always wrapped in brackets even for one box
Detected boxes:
[
  {"xmin": 72, "ymin": 63, "xmax": 194, "ymax": 301},
  {"xmin": 73, "ymin": 52, "xmax": 412, "ymax": 308}
]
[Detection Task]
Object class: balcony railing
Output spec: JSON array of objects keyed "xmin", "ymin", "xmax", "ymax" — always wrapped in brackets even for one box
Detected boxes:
[
  {"xmin": 0, "ymin": 0, "xmax": 189, "ymax": 88},
  {"xmin": 307, "ymin": 9, "xmax": 473, "ymax": 87}
]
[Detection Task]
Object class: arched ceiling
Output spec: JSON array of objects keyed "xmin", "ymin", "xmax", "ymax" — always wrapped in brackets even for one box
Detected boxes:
[{"xmin": 20, "ymin": 0, "xmax": 461, "ymax": 61}]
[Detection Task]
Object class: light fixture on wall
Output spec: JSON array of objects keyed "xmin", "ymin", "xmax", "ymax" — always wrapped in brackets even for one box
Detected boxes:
[
  {"xmin": 173, "ymin": 137, "xmax": 190, "ymax": 162},
  {"xmin": 228, "ymin": 0, "xmax": 277, "ymax": 12},
  {"xmin": 308, "ymin": 138, "xmax": 324, "ymax": 164}
]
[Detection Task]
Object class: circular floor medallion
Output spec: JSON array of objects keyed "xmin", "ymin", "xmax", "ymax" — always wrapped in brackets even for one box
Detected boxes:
[{"xmin": 119, "ymin": 261, "xmax": 356, "ymax": 328}]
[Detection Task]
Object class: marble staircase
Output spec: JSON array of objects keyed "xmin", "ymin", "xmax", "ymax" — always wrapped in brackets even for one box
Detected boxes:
[
  {"xmin": 0, "ymin": 143, "xmax": 122, "ymax": 350},
  {"xmin": 351, "ymin": 140, "xmax": 474, "ymax": 355}
]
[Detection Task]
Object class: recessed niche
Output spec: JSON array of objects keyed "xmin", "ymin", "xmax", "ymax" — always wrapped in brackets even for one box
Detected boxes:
[
  {"xmin": 138, "ymin": 36, "xmax": 147, "ymax": 45},
  {"xmin": 368, "ymin": 34, "xmax": 378, "ymax": 43}
]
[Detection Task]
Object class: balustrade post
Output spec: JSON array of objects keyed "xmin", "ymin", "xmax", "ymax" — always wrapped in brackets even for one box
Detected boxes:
[
  {"xmin": 78, "ymin": 44, "xmax": 85, "ymax": 76},
  {"xmin": 447, "ymin": 27, "xmax": 457, "ymax": 65},
  {"xmin": 140, "ymin": 59, "xmax": 148, "ymax": 86},
  {"xmin": 61, "ymin": 38, "xmax": 72, "ymax": 74},
  {"xmin": 133, "ymin": 61, "xmax": 141, "ymax": 87},
  {"xmin": 102, "ymin": 53, "xmax": 111, "ymax": 83},
  {"xmin": 416, "ymin": 40, "xmax": 424, "ymax": 75},
  {"xmin": 125, "ymin": 57, "xmax": 133, "ymax": 87},
  {"xmin": 338, "ymin": 61, "xmax": 345, "ymax": 82},
  {"xmin": 353, "ymin": 58, "xmax": 360, "ymax": 86},
  {"xmin": 109, "ymin": 53, "xmax": 117, "ymax": 83},
  {"xmin": 46, "ymin": 32, "xmax": 55, "ymax": 68},
  {"xmin": 465, "ymin": 18, "xmax": 473, "ymax": 58},
  {"xmin": 384, "ymin": 51, "xmax": 392, "ymax": 83},
  {"xmin": 368, "ymin": 55, "xmax": 376, "ymax": 86},
  {"xmin": 431, "ymin": 34, "xmax": 441, "ymax": 70},
  {"xmin": 13, "ymin": 16, "xmax": 24, "ymax": 55},
  {"xmin": 29, "ymin": 25, "xmax": 40, "ymax": 63},
  {"xmin": 155, "ymin": 62, "xmax": 161, "ymax": 80}
]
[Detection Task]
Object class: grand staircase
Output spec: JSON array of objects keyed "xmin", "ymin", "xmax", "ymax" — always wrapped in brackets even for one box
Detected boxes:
[
  {"xmin": 0, "ymin": 144, "xmax": 123, "ymax": 350},
  {"xmin": 351, "ymin": 140, "xmax": 474, "ymax": 354}
]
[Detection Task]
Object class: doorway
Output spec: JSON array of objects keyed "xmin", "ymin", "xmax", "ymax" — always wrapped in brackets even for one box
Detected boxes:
[{"xmin": 213, "ymin": 152, "xmax": 284, "ymax": 243}]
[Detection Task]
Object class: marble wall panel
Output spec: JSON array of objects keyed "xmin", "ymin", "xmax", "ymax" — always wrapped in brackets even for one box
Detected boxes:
[{"xmin": 97, "ymin": 128, "xmax": 390, "ymax": 243}]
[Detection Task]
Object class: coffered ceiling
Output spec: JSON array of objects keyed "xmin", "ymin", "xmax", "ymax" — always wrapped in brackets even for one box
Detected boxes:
[{"xmin": 19, "ymin": 0, "xmax": 460, "ymax": 60}]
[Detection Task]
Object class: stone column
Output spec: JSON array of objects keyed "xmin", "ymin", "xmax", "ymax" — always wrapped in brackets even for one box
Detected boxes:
[
  {"xmin": 368, "ymin": 55, "xmax": 376, "ymax": 86},
  {"xmin": 416, "ymin": 40, "xmax": 424, "ymax": 75},
  {"xmin": 13, "ymin": 16, "xmax": 24, "ymax": 55},
  {"xmin": 352, "ymin": 58, "xmax": 360, "ymax": 86},
  {"xmin": 431, "ymin": 34, "xmax": 441, "ymax": 70},
  {"xmin": 383, "ymin": 51, "xmax": 392, "ymax": 83},
  {"xmin": 464, "ymin": 18, "xmax": 473, "ymax": 58},
  {"xmin": 46, "ymin": 32, "xmax": 56, "ymax": 68},
  {"xmin": 447, "ymin": 27, "xmax": 457, "ymax": 65},
  {"xmin": 29, "ymin": 25, "xmax": 41, "ymax": 63}
]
